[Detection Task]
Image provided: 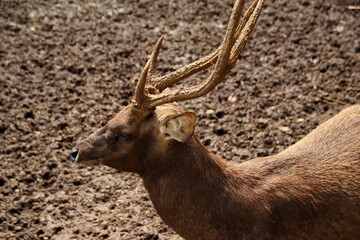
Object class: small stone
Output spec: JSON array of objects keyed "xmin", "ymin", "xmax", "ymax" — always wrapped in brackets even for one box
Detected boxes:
[
  {"xmin": 206, "ymin": 109, "xmax": 215, "ymax": 114},
  {"xmin": 296, "ymin": 118, "xmax": 305, "ymax": 123},
  {"xmin": 168, "ymin": 30, "xmax": 177, "ymax": 35},
  {"xmin": 278, "ymin": 126, "xmax": 291, "ymax": 133},
  {"xmin": 228, "ymin": 95, "xmax": 237, "ymax": 103},
  {"xmin": 334, "ymin": 25, "xmax": 344, "ymax": 33}
]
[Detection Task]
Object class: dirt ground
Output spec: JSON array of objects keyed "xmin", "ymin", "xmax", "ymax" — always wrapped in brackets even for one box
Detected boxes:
[{"xmin": 0, "ymin": 0, "xmax": 359, "ymax": 239}]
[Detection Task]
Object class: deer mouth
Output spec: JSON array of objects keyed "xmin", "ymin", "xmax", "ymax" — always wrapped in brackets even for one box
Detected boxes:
[
  {"xmin": 72, "ymin": 152, "xmax": 102, "ymax": 166},
  {"xmin": 77, "ymin": 158, "xmax": 102, "ymax": 166}
]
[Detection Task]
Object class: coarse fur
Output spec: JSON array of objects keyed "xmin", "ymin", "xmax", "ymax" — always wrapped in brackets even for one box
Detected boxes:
[{"xmin": 73, "ymin": 104, "xmax": 360, "ymax": 240}]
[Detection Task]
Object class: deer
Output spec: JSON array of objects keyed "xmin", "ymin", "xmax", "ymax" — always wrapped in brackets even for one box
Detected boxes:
[{"xmin": 70, "ymin": 0, "xmax": 360, "ymax": 239}]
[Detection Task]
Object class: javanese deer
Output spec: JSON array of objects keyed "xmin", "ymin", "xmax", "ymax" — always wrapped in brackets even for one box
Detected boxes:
[{"xmin": 70, "ymin": 0, "xmax": 360, "ymax": 239}]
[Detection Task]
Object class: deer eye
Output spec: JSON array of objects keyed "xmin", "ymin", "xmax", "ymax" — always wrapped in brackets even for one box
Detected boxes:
[
  {"xmin": 109, "ymin": 132, "xmax": 132, "ymax": 145},
  {"xmin": 119, "ymin": 132, "xmax": 132, "ymax": 142}
]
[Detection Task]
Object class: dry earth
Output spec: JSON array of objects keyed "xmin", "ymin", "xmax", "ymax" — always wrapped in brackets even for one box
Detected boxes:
[{"xmin": 0, "ymin": 0, "xmax": 359, "ymax": 239}]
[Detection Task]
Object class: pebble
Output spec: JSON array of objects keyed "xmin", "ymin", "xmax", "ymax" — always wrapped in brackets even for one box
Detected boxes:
[
  {"xmin": 228, "ymin": 95, "xmax": 237, "ymax": 103},
  {"xmin": 278, "ymin": 126, "xmax": 291, "ymax": 133},
  {"xmin": 206, "ymin": 109, "xmax": 215, "ymax": 114}
]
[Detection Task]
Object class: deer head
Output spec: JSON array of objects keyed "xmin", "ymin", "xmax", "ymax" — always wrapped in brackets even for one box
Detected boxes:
[{"xmin": 70, "ymin": 0, "xmax": 264, "ymax": 175}]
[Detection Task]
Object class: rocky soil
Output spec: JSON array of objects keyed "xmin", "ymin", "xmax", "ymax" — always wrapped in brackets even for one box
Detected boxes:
[{"xmin": 0, "ymin": 0, "xmax": 359, "ymax": 239}]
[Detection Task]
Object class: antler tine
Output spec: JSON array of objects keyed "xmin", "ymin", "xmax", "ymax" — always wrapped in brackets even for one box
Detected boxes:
[
  {"xmin": 134, "ymin": 35, "xmax": 164, "ymax": 108},
  {"xmin": 134, "ymin": 59, "xmax": 149, "ymax": 107},
  {"xmin": 229, "ymin": 0, "xmax": 263, "ymax": 64},
  {"xmin": 148, "ymin": 35, "xmax": 164, "ymax": 82}
]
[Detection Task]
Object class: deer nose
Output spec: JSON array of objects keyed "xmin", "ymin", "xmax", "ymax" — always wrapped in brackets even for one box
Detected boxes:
[{"xmin": 70, "ymin": 149, "xmax": 79, "ymax": 163}]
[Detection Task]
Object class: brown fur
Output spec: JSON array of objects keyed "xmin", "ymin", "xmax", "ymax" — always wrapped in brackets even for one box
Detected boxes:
[{"xmin": 73, "ymin": 104, "xmax": 360, "ymax": 240}]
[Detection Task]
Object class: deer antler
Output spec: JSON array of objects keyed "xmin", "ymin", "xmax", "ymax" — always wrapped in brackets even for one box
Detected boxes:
[{"xmin": 134, "ymin": 0, "xmax": 264, "ymax": 110}]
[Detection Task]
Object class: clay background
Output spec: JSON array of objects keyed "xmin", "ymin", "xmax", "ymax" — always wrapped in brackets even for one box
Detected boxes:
[{"xmin": 0, "ymin": 0, "xmax": 359, "ymax": 239}]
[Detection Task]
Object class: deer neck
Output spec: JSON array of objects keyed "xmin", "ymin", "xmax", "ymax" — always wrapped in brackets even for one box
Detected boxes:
[
  {"xmin": 142, "ymin": 135, "xmax": 230, "ymax": 187},
  {"xmin": 141, "ymin": 136, "xmax": 259, "ymax": 239}
]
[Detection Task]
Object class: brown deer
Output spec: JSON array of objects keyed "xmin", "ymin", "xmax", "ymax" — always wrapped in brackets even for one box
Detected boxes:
[{"xmin": 70, "ymin": 0, "xmax": 360, "ymax": 239}]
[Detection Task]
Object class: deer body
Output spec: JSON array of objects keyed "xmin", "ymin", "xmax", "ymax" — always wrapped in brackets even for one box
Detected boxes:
[
  {"xmin": 70, "ymin": 0, "xmax": 360, "ymax": 238},
  {"xmin": 141, "ymin": 105, "xmax": 360, "ymax": 240}
]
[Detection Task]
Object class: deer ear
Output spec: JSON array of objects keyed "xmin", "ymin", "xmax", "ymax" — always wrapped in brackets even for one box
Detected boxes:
[{"xmin": 161, "ymin": 112, "xmax": 196, "ymax": 142}]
